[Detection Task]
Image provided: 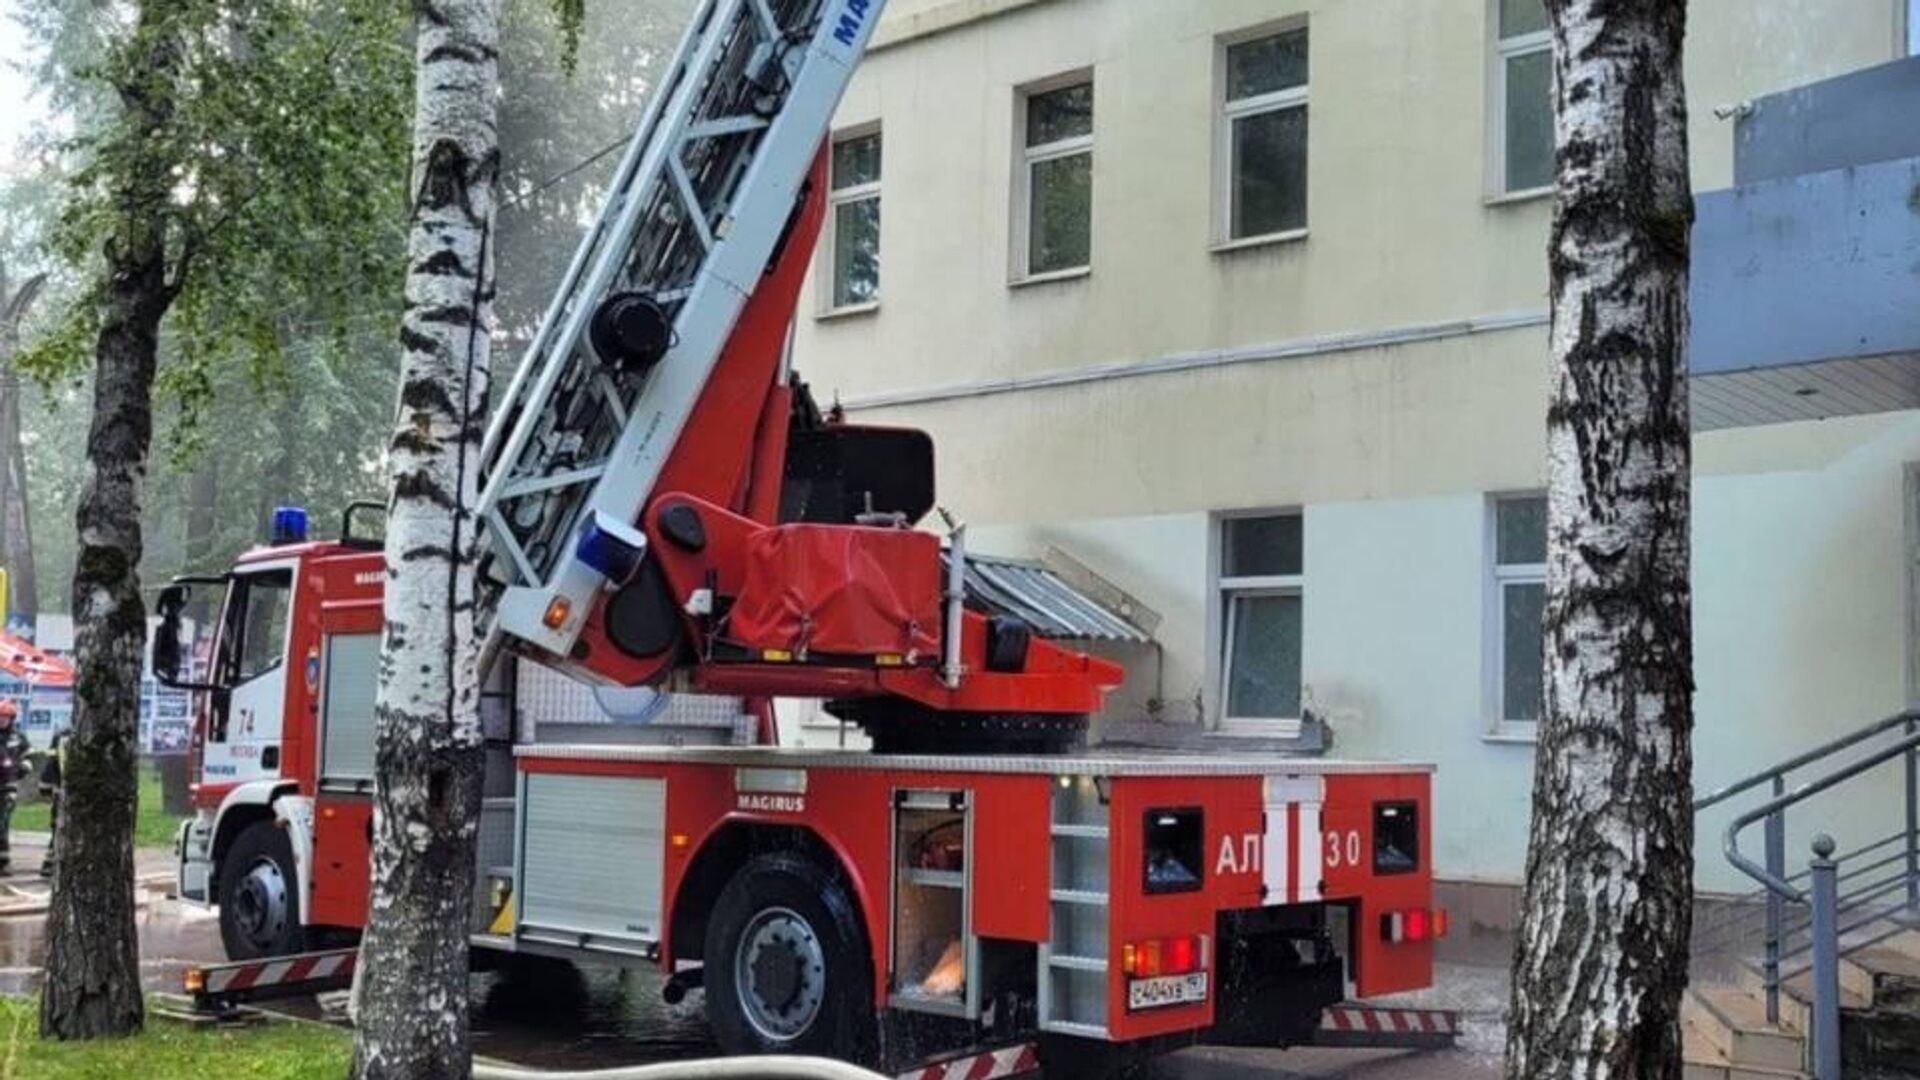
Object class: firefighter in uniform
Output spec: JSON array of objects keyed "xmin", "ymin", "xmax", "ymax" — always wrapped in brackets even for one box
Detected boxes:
[
  {"xmin": 0, "ymin": 700, "xmax": 29, "ymax": 875},
  {"xmin": 38, "ymin": 729, "xmax": 62, "ymax": 878}
]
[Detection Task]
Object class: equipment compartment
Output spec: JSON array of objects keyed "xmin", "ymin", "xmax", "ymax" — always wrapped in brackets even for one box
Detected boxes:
[{"xmin": 890, "ymin": 789, "xmax": 977, "ymax": 1017}]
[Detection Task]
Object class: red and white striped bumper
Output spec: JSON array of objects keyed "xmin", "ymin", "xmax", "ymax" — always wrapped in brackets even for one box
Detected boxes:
[
  {"xmin": 191, "ymin": 948, "xmax": 358, "ymax": 1000},
  {"xmin": 1316, "ymin": 1003, "xmax": 1459, "ymax": 1047},
  {"xmin": 896, "ymin": 1043, "xmax": 1040, "ymax": 1080}
]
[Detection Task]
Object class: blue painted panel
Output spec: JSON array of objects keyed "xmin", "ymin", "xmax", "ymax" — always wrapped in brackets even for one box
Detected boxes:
[
  {"xmin": 1690, "ymin": 156, "xmax": 1920, "ymax": 376},
  {"xmin": 1735, "ymin": 57, "xmax": 1920, "ymax": 184}
]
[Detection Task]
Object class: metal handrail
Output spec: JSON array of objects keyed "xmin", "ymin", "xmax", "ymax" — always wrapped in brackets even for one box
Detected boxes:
[
  {"xmin": 1723, "ymin": 727, "xmax": 1920, "ymax": 901},
  {"xmin": 1701, "ymin": 709, "xmax": 1920, "ymax": 1078},
  {"xmin": 1695, "ymin": 709, "xmax": 1919, "ymax": 811}
]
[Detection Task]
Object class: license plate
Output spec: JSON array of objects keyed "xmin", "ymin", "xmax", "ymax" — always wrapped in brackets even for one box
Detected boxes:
[{"xmin": 1126, "ymin": 972, "xmax": 1208, "ymax": 1011}]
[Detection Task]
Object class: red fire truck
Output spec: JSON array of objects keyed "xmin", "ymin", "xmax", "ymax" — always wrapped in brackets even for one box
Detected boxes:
[{"xmin": 155, "ymin": 0, "xmax": 1445, "ymax": 1074}]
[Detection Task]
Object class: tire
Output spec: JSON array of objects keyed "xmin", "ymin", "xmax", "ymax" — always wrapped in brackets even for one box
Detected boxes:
[
  {"xmin": 216, "ymin": 821, "xmax": 306, "ymax": 960},
  {"xmin": 702, "ymin": 852, "xmax": 876, "ymax": 1061}
]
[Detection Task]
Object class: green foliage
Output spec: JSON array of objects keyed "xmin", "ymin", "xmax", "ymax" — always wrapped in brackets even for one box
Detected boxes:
[
  {"xmin": 549, "ymin": 0, "xmax": 589, "ymax": 71},
  {"xmin": 4, "ymin": 0, "xmax": 410, "ymax": 605},
  {"xmin": 16, "ymin": 0, "xmax": 412, "ymax": 392},
  {"xmin": 3, "ymin": 0, "xmax": 695, "ymax": 609},
  {"xmin": 0, "ymin": 996, "xmax": 350, "ymax": 1078}
]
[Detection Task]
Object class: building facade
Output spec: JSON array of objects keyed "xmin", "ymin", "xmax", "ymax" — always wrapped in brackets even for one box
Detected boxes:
[{"xmin": 787, "ymin": 0, "xmax": 1920, "ymax": 894}]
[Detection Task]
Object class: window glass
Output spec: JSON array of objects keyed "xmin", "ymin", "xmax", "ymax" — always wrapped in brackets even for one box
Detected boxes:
[
  {"xmin": 831, "ymin": 132, "xmax": 881, "ymax": 189},
  {"xmin": 1232, "ymin": 106, "xmax": 1309, "ymax": 238},
  {"xmin": 1028, "ymin": 152, "xmax": 1092, "ymax": 275},
  {"xmin": 1502, "ymin": 581, "xmax": 1546, "ymax": 722},
  {"xmin": 1500, "ymin": 0, "xmax": 1548, "ymax": 38},
  {"xmin": 1504, "ymin": 49, "xmax": 1554, "ymax": 192},
  {"xmin": 1496, "ymin": 496, "xmax": 1547, "ymax": 565},
  {"xmin": 1226, "ymin": 28, "xmax": 1309, "ymax": 101},
  {"xmin": 1226, "ymin": 593, "xmax": 1302, "ymax": 718},
  {"xmin": 1223, "ymin": 515, "xmax": 1302, "ymax": 578},
  {"xmin": 832, "ymin": 197, "xmax": 881, "ymax": 307},
  {"xmin": 235, "ymin": 571, "xmax": 292, "ymax": 683},
  {"xmin": 1026, "ymin": 82, "xmax": 1093, "ymax": 147}
]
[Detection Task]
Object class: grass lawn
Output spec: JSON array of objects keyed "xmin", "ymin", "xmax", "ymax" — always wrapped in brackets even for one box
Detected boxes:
[
  {"xmin": 0, "ymin": 998, "xmax": 349, "ymax": 1079},
  {"xmin": 12, "ymin": 763, "xmax": 187, "ymax": 850}
]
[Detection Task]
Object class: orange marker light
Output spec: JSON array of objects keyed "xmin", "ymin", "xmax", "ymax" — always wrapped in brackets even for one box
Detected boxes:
[
  {"xmin": 543, "ymin": 597, "xmax": 571, "ymax": 629},
  {"xmin": 1432, "ymin": 908, "xmax": 1450, "ymax": 939},
  {"xmin": 671, "ymin": 833, "xmax": 690, "ymax": 850}
]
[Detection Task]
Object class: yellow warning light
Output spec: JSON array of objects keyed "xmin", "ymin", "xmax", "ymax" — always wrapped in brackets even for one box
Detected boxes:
[
  {"xmin": 542, "ymin": 597, "xmax": 571, "ymax": 629},
  {"xmin": 762, "ymin": 649, "xmax": 792, "ymax": 662},
  {"xmin": 671, "ymin": 833, "xmax": 691, "ymax": 849},
  {"xmin": 184, "ymin": 968, "xmax": 205, "ymax": 994},
  {"xmin": 875, "ymin": 653, "xmax": 904, "ymax": 667}
]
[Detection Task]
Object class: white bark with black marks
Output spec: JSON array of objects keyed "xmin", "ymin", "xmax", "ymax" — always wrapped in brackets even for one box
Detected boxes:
[
  {"xmin": 349, "ymin": 0, "xmax": 499, "ymax": 1076},
  {"xmin": 1505, "ymin": 3, "xmax": 1694, "ymax": 1079}
]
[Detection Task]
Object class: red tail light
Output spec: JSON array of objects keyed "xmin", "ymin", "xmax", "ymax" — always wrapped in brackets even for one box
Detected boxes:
[
  {"xmin": 1122, "ymin": 934, "xmax": 1208, "ymax": 976},
  {"xmin": 1380, "ymin": 907, "xmax": 1449, "ymax": 944}
]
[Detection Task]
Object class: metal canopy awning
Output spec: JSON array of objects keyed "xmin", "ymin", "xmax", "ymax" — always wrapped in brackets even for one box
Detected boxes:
[{"xmin": 945, "ymin": 552, "xmax": 1151, "ymax": 643}]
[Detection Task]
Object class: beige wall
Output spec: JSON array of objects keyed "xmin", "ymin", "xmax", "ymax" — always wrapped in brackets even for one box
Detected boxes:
[
  {"xmin": 797, "ymin": 0, "xmax": 1900, "ymax": 416},
  {"xmin": 785, "ymin": 0, "xmax": 1919, "ymax": 887}
]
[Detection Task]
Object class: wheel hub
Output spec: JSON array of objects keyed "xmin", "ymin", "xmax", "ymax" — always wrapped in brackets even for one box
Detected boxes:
[
  {"xmin": 735, "ymin": 907, "xmax": 825, "ymax": 1041},
  {"xmin": 233, "ymin": 857, "xmax": 289, "ymax": 950}
]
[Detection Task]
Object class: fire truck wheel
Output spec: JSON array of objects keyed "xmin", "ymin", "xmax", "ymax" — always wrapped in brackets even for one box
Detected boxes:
[
  {"xmin": 217, "ymin": 821, "xmax": 307, "ymax": 961},
  {"xmin": 703, "ymin": 853, "xmax": 875, "ymax": 1061}
]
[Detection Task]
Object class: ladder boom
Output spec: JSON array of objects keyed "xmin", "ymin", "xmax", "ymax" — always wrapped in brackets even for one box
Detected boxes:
[{"xmin": 476, "ymin": 0, "xmax": 887, "ymax": 661}]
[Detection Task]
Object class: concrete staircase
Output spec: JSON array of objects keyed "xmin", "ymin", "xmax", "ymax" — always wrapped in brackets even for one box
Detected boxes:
[{"xmin": 1682, "ymin": 927, "xmax": 1920, "ymax": 1080}]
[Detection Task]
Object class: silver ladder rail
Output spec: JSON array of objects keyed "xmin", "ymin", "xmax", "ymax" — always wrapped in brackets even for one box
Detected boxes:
[{"xmin": 476, "ymin": 0, "xmax": 888, "ymax": 659}]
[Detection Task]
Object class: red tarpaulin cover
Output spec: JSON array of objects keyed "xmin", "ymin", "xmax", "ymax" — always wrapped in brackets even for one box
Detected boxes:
[{"xmin": 727, "ymin": 525, "xmax": 942, "ymax": 660}]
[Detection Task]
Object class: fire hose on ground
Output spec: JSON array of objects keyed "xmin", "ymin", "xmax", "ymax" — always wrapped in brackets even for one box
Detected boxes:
[{"xmin": 471, "ymin": 1058, "xmax": 889, "ymax": 1080}]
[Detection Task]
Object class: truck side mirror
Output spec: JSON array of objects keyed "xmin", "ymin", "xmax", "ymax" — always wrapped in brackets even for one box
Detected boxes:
[{"xmin": 152, "ymin": 584, "xmax": 190, "ymax": 687}]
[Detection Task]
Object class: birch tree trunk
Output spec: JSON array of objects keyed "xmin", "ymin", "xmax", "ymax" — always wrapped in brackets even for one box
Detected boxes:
[
  {"xmin": 1504, "ymin": 3, "xmax": 1694, "ymax": 1078},
  {"xmin": 38, "ymin": 0, "xmax": 189, "ymax": 1041},
  {"xmin": 348, "ymin": 0, "xmax": 499, "ymax": 1075}
]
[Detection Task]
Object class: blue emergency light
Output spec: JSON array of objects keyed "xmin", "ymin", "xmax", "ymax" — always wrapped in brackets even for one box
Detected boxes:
[
  {"xmin": 575, "ymin": 511, "xmax": 648, "ymax": 583},
  {"xmin": 271, "ymin": 506, "xmax": 310, "ymax": 546}
]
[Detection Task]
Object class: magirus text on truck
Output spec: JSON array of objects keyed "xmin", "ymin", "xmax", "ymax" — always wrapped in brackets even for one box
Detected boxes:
[{"xmin": 151, "ymin": 0, "xmax": 1446, "ymax": 1074}]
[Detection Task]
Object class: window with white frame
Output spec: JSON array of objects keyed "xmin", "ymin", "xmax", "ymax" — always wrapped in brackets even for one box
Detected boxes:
[
  {"xmin": 825, "ymin": 127, "xmax": 881, "ymax": 311},
  {"xmin": 1014, "ymin": 77, "xmax": 1093, "ymax": 279},
  {"xmin": 1219, "ymin": 514, "xmax": 1304, "ymax": 724},
  {"xmin": 1490, "ymin": 495, "xmax": 1547, "ymax": 732},
  {"xmin": 1218, "ymin": 25, "xmax": 1309, "ymax": 242},
  {"xmin": 1493, "ymin": 0, "xmax": 1552, "ymax": 195}
]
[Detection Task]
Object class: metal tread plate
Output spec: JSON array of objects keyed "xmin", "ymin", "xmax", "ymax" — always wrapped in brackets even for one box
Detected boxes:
[{"xmin": 512, "ymin": 743, "xmax": 1435, "ymax": 775}]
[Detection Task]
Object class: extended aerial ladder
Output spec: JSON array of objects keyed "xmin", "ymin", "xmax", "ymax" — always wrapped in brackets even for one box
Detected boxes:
[{"xmin": 474, "ymin": 0, "xmax": 1119, "ymax": 748}]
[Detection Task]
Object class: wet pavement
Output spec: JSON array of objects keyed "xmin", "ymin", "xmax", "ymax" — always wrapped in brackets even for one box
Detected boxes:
[{"xmin": 0, "ymin": 831, "xmax": 1505, "ymax": 1078}]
